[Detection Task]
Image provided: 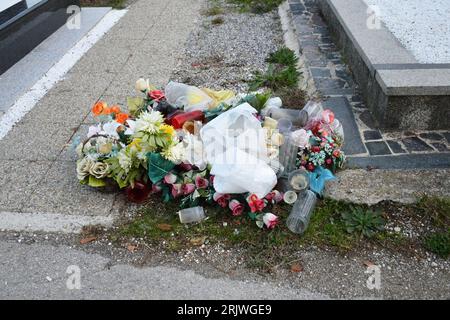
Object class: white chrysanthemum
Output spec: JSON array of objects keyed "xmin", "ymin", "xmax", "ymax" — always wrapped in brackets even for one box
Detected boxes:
[
  {"xmin": 117, "ymin": 149, "xmax": 132, "ymax": 173},
  {"xmin": 161, "ymin": 142, "xmax": 186, "ymax": 164},
  {"xmin": 135, "ymin": 110, "xmax": 164, "ymax": 134}
]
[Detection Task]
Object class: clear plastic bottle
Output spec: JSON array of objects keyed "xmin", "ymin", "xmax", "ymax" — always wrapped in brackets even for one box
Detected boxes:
[
  {"xmin": 178, "ymin": 206, "xmax": 206, "ymax": 224},
  {"xmin": 266, "ymin": 107, "xmax": 309, "ymax": 128},
  {"xmin": 278, "ymin": 134, "xmax": 299, "ymax": 178},
  {"xmin": 286, "ymin": 190, "xmax": 317, "ymax": 234}
]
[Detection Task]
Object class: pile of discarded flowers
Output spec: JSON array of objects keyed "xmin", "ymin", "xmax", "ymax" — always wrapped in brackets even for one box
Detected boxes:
[{"xmin": 75, "ymin": 79, "xmax": 345, "ymax": 232}]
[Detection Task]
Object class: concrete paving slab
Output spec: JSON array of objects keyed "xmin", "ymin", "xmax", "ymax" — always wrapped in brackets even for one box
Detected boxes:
[
  {"xmin": 20, "ymin": 89, "xmax": 97, "ymax": 126},
  {"xmin": 0, "ymin": 121, "xmax": 75, "ymax": 161},
  {"xmin": 23, "ymin": 161, "xmax": 117, "ymax": 217},
  {"xmin": 59, "ymin": 124, "xmax": 90, "ymax": 161},
  {"xmin": 0, "ymin": 160, "xmax": 53, "ymax": 212},
  {"xmin": 65, "ymin": 38, "xmax": 138, "ymax": 76}
]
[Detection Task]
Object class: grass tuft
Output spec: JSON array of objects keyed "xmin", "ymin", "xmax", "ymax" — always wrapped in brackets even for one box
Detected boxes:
[
  {"xmin": 211, "ymin": 17, "xmax": 225, "ymax": 25},
  {"xmin": 249, "ymin": 47, "xmax": 300, "ymax": 92},
  {"xmin": 228, "ymin": 0, "xmax": 284, "ymax": 14},
  {"xmin": 423, "ymin": 231, "xmax": 450, "ymax": 259},
  {"xmin": 203, "ymin": 6, "xmax": 224, "ymax": 16},
  {"xmin": 80, "ymin": 0, "xmax": 127, "ymax": 9}
]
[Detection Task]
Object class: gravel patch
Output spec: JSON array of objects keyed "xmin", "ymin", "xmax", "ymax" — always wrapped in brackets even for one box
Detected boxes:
[
  {"xmin": 172, "ymin": 1, "xmax": 284, "ymax": 92},
  {"xmin": 364, "ymin": 0, "xmax": 450, "ymax": 63}
]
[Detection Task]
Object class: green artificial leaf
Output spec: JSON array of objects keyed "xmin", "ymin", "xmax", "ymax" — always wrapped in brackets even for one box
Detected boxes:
[
  {"xmin": 88, "ymin": 176, "xmax": 106, "ymax": 188},
  {"xmin": 147, "ymin": 152, "xmax": 176, "ymax": 184},
  {"xmin": 256, "ymin": 220, "xmax": 264, "ymax": 229},
  {"xmin": 240, "ymin": 92, "xmax": 272, "ymax": 111},
  {"xmin": 247, "ymin": 212, "xmax": 257, "ymax": 220},
  {"xmin": 127, "ymin": 97, "xmax": 145, "ymax": 116}
]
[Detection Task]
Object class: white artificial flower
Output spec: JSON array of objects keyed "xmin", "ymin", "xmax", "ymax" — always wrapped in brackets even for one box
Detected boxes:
[
  {"xmin": 135, "ymin": 78, "xmax": 149, "ymax": 92},
  {"xmin": 182, "ymin": 133, "xmax": 207, "ymax": 169},
  {"xmin": 124, "ymin": 119, "xmax": 137, "ymax": 136},
  {"xmin": 89, "ymin": 162, "xmax": 110, "ymax": 179},
  {"xmin": 291, "ymin": 129, "xmax": 312, "ymax": 149},
  {"xmin": 76, "ymin": 157, "xmax": 94, "ymax": 180},
  {"xmin": 161, "ymin": 142, "xmax": 186, "ymax": 164},
  {"xmin": 117, "ymin": 149, "xmax": 132, "ymax": 173},
  {"xmin": 87, "ymin": 124, "xmax": 101, "ymax": 138},
  {"xmin": 135, "ymin": 110, "xmax": 164, "ymax": 134},
  {"xmin": 101, "ymin": 121, "xmax": 122, "ymax": 139}
]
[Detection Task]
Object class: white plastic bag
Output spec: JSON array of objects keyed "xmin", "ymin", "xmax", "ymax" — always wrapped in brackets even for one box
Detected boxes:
[
  {"xmin": 303, "ymin": 101, "xmax": 323, "ymax": 119},
  {"xmin": 200, "ymin": 103, "xmax": 277, "ymax": 198},
  {"xmin": 165, "ymin": 82, "xmax": 213, "ymax": 112}
]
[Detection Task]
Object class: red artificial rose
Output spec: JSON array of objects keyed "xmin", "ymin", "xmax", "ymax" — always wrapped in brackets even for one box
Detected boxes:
[
  {"xmin": 307, "ymin": 163, "xmax": 315, "ymax": 172},
  {"xmin": 149, "ymin": 90, "xmax": 165, "ymax": 102}
]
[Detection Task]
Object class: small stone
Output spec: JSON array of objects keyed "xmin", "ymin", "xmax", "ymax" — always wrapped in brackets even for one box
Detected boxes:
[
  {"xmin": 46, "ymin": 276, "xmax": 52, "ymax": 282},
  {"xmin": 394, "ymin": 227, "xmax": 401, "ymax": 233},
  {"xmin": 431, "ymin": 262, "xmax": 438, "ymax": 268}
]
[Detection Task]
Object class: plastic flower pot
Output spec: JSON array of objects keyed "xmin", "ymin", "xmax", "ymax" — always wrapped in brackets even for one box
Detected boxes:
[{"xmin": 125, "ymin": 181, "xmax": 152, "ymax": 203}]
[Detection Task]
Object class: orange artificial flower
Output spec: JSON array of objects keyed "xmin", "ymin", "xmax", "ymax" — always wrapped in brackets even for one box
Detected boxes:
[
  {"xmin": 92, "ymin": 101, "xmax": 107, "ymax": 116},
  {"xmin": 110, "ymin": 105, "xmax": 121, "ymax": 114},
  {"xmin": 115, "ymin": 113, "xmax": 129, "ymax": 124},
  {"xmin": 103, "ymin": 107, "xmax": 114, "ymax": 115}
]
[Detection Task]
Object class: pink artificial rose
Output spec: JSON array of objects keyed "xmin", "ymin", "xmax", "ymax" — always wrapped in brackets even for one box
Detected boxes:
[
  {"xmin": 265, "ymin": 192, "xmax": 274, "ymax": 202},
  {"xmin": 228, "ymin": 200, "xmax": 244, "ymax": 216},
  {"xmin": 171, "ymin": 184, "xmax": 183, "ymax": 198},
  {"xmin": 181, "ymin": 183, "xmax": 196, "ymax": 195},
  {"xmin": 213, "ymin": 193, "xmax": 229, "ymax": 208},
  {"xmin": 326, "ymin": 158, "xmax": 333, "ymax": 165},
  {"xmin": 271, "ymin": 190, "xmax": 284, "ymax": 203},
  {"xmin": 333, "ymin": 150, "xmax": 341, "ymax": 158},
  {"xmin": 151, "ymin": 184, "xmax": 162, "ymax": 194},
  {"xmin": 322, "ymin": 109, "xmax": 335, "ymax": 124},
  {"xmin": 195, "ymin": 175, "xmax": 209, "ymax": 189},
  {"xmin": 247, "ymin": 194, "xmax": 266, "ymax": 213},
  {"xmin": 263, "ymin": 213, "xmax": 279, "ymax": 229},
  {"xmin": 149, "ymin": 90, "xmax": 165, "ymax": 102},
  {"xmin": 164, "ymin": 172, "xmax": 177, "ymax": 184},
  {"xmin": 178, "ymin": 162, "xmax": 193, "ymax": 172}
]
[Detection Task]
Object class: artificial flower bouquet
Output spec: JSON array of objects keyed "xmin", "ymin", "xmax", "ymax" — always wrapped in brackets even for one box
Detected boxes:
[{"xmin": 74, "ymin": 79, "xmax": 346, "ymax": 230}]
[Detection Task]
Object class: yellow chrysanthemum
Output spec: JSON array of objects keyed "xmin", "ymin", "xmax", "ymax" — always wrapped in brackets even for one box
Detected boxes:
[
  {"xmin": 129, "ymin": 138, "xmax": 142, "ymax": 150},
  {"xmin": 160, "ymin": 124, "xmax": 176, "ymax": 137}
]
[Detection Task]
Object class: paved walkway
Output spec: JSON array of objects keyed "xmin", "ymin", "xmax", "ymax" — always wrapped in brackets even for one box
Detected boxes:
[
  {"xmin": 0, "ymin": 241, "xmax": 326, "ymax": 299},
  {"xmin": 0, "ymin": 0, "xmax": 204, "ymax": 233}
]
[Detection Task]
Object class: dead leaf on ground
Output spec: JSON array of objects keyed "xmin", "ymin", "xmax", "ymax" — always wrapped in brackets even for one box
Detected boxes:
[
  {"xmin": 363, "ymin": 260, "xmax": 375, "ymax": 267},
  {"xmin": 127, "ymin": 244, "xmax": 138, "ymax": 253},
  {"xmin": 80, "ymin": 236, "xmax": 97, "ymax": 245},
  {"xmin": 157, "ymin": 224, "xmax": 173, "ymax": 232},
  {"xmin": 290, "ymin": 263, "xmax": 304, "ymax": 273},
  {"xmin": 190, "ymin": 236, "xmax": 207, "ymax": 246}
]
